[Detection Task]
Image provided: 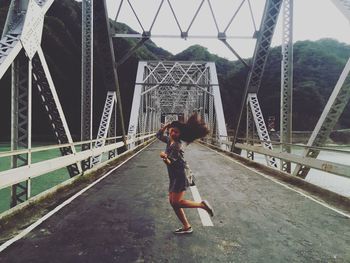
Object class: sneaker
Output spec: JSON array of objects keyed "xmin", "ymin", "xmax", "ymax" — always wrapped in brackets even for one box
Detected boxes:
[
  {"xmin": 173, "ymin": 226, "xmax": 193, "ymax": 235},
  {"xmin": 202, "ymin": 200, "xmax": 214, "ymax": 217}
]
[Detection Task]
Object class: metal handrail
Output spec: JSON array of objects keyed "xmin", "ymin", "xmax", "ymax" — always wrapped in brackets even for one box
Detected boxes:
[
  {"xmin": 235, "ymin": 137, "xmax": 350, "ymax": 154},
  {"xmin": 0, "ymin": 132, "xmax": 156, "ymax": 158},
  {"xmin": 202, "ymin": 136, "xmax": 350, "ymax": 179},
  {"xmin": 208, "ymin": 136, "xmax": 350, "ymax": 155},
  {"xmin": 0, "ymin": 133, "xmax": 156, "ymax": 190}
]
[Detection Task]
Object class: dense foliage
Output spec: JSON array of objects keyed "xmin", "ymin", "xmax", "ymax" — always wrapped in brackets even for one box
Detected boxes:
[{"xmin": 0, "ymin": 0, "xmax": 349, "ymax": 141}]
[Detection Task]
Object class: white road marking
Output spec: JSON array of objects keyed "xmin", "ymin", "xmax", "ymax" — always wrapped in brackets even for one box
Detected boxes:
[
  {"xmin": 201, "ymin": 143, "xmax": 350, "ymax": 219},
  {"xmin": 0, "ymin": 143, "xmax": 153, "ymax": 253},
  {"xmin": 189, "ymin": 185, "xmax": 214, "ymax": 226}
]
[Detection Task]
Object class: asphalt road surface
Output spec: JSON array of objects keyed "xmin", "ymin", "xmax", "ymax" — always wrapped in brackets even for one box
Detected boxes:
[{"xmin": 1, "ymin": 141, "xmax": 349, "ymax": 262}]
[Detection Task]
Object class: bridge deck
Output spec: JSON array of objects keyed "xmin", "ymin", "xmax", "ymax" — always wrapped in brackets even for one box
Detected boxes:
[{"xmin": 0, "ymin": 141, "xmax": 349, "ymax": 262}]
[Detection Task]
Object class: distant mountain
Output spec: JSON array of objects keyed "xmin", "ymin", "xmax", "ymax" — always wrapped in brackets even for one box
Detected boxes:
[{"xmin": 0, "ymin": 0, "xmax": 349, "ymax": 141}]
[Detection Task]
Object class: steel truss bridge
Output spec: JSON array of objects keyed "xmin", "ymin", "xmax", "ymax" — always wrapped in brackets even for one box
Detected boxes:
[{"xmin": 0, "ymin": 0, "xmax": 350, "ymax": 261}]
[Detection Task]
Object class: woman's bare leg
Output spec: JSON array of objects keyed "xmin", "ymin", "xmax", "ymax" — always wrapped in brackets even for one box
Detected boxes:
[
  {"xmin": 169, "ymin": 192, "xmax": 191, "ymax": 229},
  {"xmin": 172, "ymin": 191, "xmax": 206, "ymax": 209}
]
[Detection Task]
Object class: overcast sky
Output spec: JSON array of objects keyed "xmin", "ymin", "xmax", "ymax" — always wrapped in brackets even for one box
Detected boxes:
[{"xmin": 100, "ymin": 0, "xmax": 350, "ymax": 60}]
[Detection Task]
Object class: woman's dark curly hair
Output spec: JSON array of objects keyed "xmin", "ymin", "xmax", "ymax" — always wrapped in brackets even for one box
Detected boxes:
[{"xmin": 169, "ymin": 113, "xmax": 209, "ymax": 144}]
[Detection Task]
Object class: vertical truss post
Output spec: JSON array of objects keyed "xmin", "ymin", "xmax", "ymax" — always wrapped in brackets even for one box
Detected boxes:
[
  {"xmin": 246, "ymin": 100, "xmax": 255, "ymax": 160},
  {"xmin": 10, "ymin": 51, "xmax": 31, "ymax": 207},
  {"xmin": 204, "ymin": 88, "xmax": 208, "ymax": 125},
  {"xmin": 150, "ymin": 94, "xmax": 155, "ymax": 132},
  {"xmin": 209, "ymin": 63, "xmax": 228, "ymax": 149},
  {"xmin": 200, "ymin": 91, "xmax": 205, "ymax": 121},
  {"xmin": 248, "ymin": 93, "xmax": 278, "ymax": 167},
  {"xmin": 108, "ymin": 105, "xmax": 117, "ymax": 159},
  {"xmin": 147, "ymin": 93, "xmax": 151, "ymax": 134},
  {"xmin": 208, "ymin": 87, "xmax": 214, "ymax": 138},
  {"xmin": 280, "ymin": 0, "xmax": 293, "ymax": 173},
  {"xmin": 81, "ymin": 0, "xmax": 94, "ymax": 170},
  {"xmin": 128, "ymin": 62, "xmax": 146, "ymax": 149},
  {"xmin": 293, "ymin": 58, "xmax": 350, "ymax": 178},
  {"xmin": 143, "ymin": 94, "xmax": 148, "ymax": 141},
  {"xmin": 92, "ymin": 91, "xmax": 117, "ymax": 166}
]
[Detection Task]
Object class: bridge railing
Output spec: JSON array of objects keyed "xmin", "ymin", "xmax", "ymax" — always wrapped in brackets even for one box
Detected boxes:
[
  {"xmin": 203, "ymin": 136, "xmax": 350, "ymax": 179},
  {"xmin": 0, "ymin": 133, "xmax": 155, "ymax": 204}
]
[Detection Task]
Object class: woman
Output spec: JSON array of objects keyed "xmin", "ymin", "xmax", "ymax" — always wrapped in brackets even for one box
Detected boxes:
[{"xmin": 156, "ymin": 113, "xmax": 214, "ymax": 235}]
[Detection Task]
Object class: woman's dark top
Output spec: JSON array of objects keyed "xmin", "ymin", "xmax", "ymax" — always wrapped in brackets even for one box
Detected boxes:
[{"xmin": 156, "ymin": 128, "xmax": 189, "ymax": 193}]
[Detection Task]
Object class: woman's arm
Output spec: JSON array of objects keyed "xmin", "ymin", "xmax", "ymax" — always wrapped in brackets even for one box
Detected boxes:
[{"xmin": 156, "ymin": 124, "xmax": 170, "ymax": 143}]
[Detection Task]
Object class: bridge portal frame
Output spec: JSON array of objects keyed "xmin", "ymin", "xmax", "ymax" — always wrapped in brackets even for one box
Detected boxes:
[{"xmin": 127, "ymin": 61, "xmax": 228, "ymax": 149}]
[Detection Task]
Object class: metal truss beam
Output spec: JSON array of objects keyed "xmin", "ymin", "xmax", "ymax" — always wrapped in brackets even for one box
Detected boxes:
[
  {"xmin": 116, "ymin": 38, "xmax": 149, "ymax": 68},
  {"xmin": 330, "ymin": 0, "xmax": 350, "ymax": 22},
  {"xmin": 232, "ymin": 0, "xmax": 283, "ymax": 152},
  {"xmin": 10, "ymin": 50, "xmax": 32, "ymax": 207},
  {"xmin": 0, "ymin": 35, "xmax": 22, "ymax": 80},
  {"xmin": 293, "ymin": 58, "xmax": 350, "ymax": 178},
  {"xmin": 107, "ymin": 105, "xmax": 117, "ymax": 159},
  {"xmin": 33, "ymin": 48, "xmax": 82, "ymax": 177},
  {"xmin": 246, "ymin": 100, "xmax": 255, "ymax": 160},
  {"xmin": 280, "ymin": 0, "xmax": 293, "ymax": 173},
  {"xmin": 92, "ymin": 91, "xmax": 118, "ymax": 166},
  {"xmin": 113, "ymin": 34, "xmax": 253, "ymax": 40},
  {"xmin": 209, "ymin": 63, "xmax": 228, "ymax": 149},
  {"xmin": 94, "ymin": 0, "xmax": 127, "ymax": 146},
  {"xmin": 248, "ymin": 93, "xmax": 278, "ymax": 168},
  {"xmin": 128, "ymin": 61, "xmax": 146, "ymax": 149},
  {"xmin": 113, "ymin": 0, "xmax": 258, "ymax": 40},
  {"xmin": 165, "ymin": 114, "xmax": 178, "ymax": 123},
  {"xmin": 81, "ymin": 0, "xmax": 94, "ymax": 171},
  {"xmin": 0, "ymin": 0, "xmax": 54, "ymax": 79}
]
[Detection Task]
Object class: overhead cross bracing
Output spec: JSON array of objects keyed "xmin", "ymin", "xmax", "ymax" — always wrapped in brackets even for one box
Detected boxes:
[{"xmin": 112, "ymin": 0, "xmax": 263, "ymax": 67}]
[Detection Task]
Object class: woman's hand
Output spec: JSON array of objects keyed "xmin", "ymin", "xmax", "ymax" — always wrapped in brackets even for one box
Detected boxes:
[
  {"xmin": 161, "ymin": 122, "xmax": 171, "ymax": 130},
  {"xmin": 160, "ymin": 151, "xmax": 167, "ymax": 159},
  {"xmin": 160, "ymin": 152, "xmax": 171, "ymax": 165}
]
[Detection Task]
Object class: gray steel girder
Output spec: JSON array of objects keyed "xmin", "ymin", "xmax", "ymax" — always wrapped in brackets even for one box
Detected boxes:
[
  {"xmin": 280, "ymin": 0, "xmax": 293, "ymax": 173},
  {"xmin": 81, "ymin": 0, "xmax": 94, "ymax": 171},
  {"xmin": 293, "ymin": 58, "xmax": 350, "ymax": 178},
  {"xmin": 248, "ymin": 93, "xmax": 278, "ymax": 168},
  {"xmin": 10, "ymin": 50, "xmax": 31, "ymax": 207},
  {"xmin": 331, "ymin": 0, "xmax": 350, "ymax": 22},
  {"xmin": 232, "ymin": 0, "xmax": 283, "ymax": 151},
  {"xmin": 32, "ymin": 51, "xmax": 81, "ymax": 177},
  {"xmin": 94, "ymin": 0, "xmax": 126, "ymax": 145},
  {"xmin": 92, "ymin": 92, "xmax": 117, "ymax": 166}
]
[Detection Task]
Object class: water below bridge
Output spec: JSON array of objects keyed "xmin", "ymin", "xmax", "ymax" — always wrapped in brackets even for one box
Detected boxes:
[{"xmin": 0, "ymin": 141, "xmax": 349, "ymax": 262}]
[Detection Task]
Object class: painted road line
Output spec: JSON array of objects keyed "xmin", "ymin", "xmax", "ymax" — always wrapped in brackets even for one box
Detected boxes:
[
  {"xmin": 190, "ymin": 185, "xmax": 214, "ymax": 226},
  {"xmin": 201, "ymin": 143, "xmax": 350, "ymax": 219},
  {"xmin": 0, "ymin": 142, "xmax": 154, "ymax": 253}
]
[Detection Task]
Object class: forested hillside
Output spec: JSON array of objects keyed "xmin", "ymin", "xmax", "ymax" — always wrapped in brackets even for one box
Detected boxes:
[{"xmin": 0, "ymin": 0, "xmax": 349, "ymax": 140}]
